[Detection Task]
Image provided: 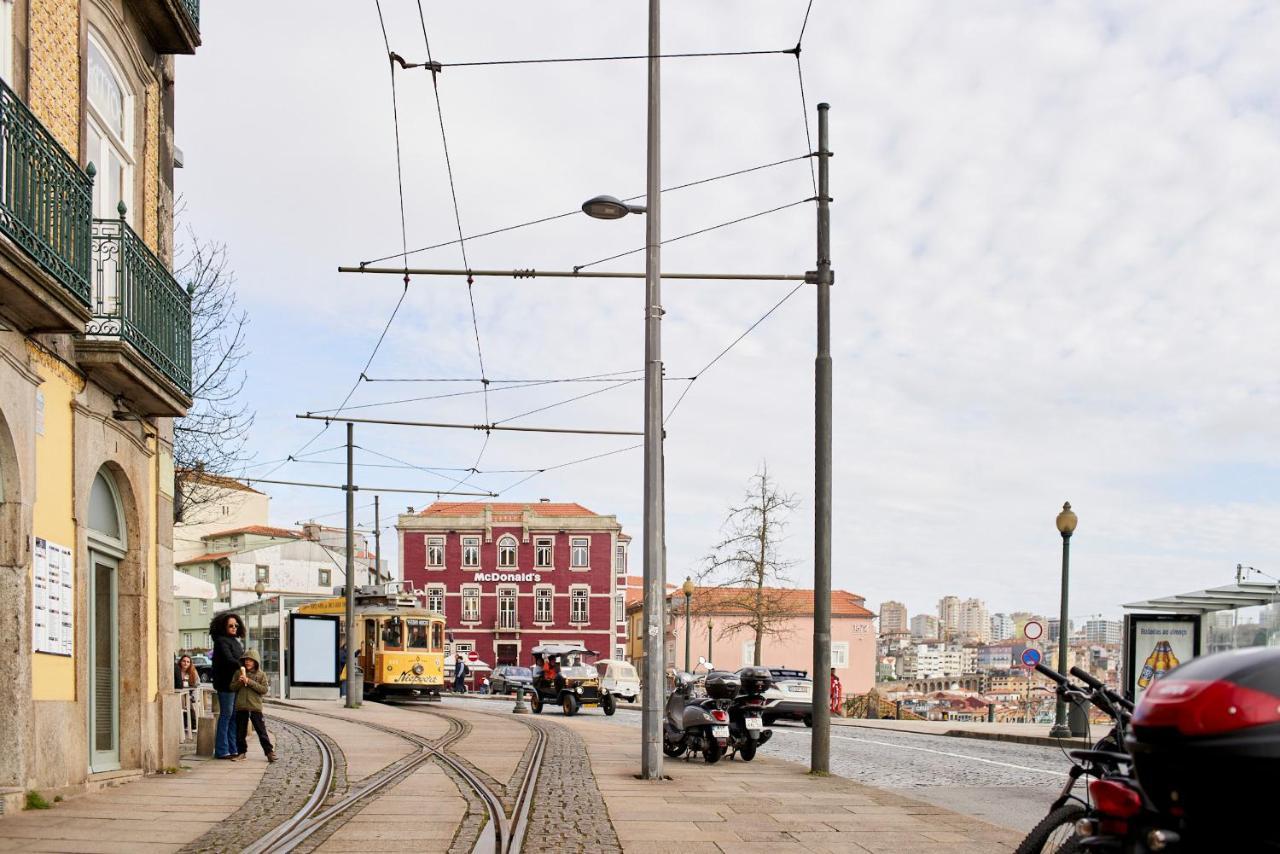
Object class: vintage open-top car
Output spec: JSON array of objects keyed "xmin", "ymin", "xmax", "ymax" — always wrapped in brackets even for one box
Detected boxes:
[{"xmin": 526, "ymin": 643, "xmax": 617, "ymax": 716}]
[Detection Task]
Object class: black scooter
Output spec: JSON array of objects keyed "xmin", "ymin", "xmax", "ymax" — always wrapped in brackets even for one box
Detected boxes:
[
  {"xmin": 663, "ymin": 661, "xmax": 732, "ymax": 763},
  {"xmin": 727, "ymin": 666, "xmax": 774, "ymax": 761}
]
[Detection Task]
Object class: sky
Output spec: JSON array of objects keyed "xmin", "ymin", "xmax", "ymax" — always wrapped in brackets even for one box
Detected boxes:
[{"xmin": 172, "ymin": 1, "xmax": 1280, "ymax": 624}]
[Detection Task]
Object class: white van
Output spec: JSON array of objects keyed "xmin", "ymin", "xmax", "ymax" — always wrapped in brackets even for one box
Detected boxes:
[{"xmin": 594, "ymin": 659, "xmax": 640, "ymax": 703}]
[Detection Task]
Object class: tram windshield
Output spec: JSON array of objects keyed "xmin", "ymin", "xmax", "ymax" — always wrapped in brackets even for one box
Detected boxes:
[
  {"xmin": 407, "ymin": 619, "xmax": 430, "ymax": 649},
  {"xmin": 382, "ymin": 617, "xmax": 403, "ymax": 650}
]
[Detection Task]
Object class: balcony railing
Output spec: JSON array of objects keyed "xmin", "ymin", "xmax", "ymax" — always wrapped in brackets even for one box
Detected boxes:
[
  {"xmin": 0, "ymin": 78, "xmax": 93, "ymax": 306},
  {"xmin": 180, "ymin": 0, "xmax": 200, "ymax": 29},
  {"xmin": 88, "ymin": 214, "xmax": 192, "ymax": 395}
]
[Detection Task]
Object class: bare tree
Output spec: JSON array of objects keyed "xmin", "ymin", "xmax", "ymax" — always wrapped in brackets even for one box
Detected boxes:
[
  {"xmin": 697, "ymin": 464, "xmax": 800, "ymax": 666},
  {"xmin": 173, "ymin": 223, "xmax": 253, "ymax": 522}
]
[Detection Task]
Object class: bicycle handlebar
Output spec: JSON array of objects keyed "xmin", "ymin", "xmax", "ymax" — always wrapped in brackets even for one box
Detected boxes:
[{"xmin": 1070, "ymin": 666, "xmax": 1103, "ymax": 689}]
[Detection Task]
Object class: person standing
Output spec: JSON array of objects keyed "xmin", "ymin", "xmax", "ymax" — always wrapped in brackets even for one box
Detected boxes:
[
  {"xmin": 233, "ymin": 649, "xmax": 276, "ymax": 762},
  {"xmin": 209, "ymin": 612, "xmax": 246, "ymax": 759},
  {"xmin": 829, "ymin": 667, "xmax": 843, "ymax": 716},
  {"xmin": 453, "ymin": 654, "xmax": 469, "ymax": 693}
]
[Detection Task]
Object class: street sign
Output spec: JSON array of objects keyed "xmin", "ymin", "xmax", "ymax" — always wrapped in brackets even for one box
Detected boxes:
[
  {"xmin": 1023, "ymin": 620, "xmax": 1044, "ymax": 641},
  {"xmin": 1021, "ymin": 648, "xmax": 1042, "ymax": 668},
  {"xmin": 467, "ymin": 650, "xmax": 480, "ymax": 663}
]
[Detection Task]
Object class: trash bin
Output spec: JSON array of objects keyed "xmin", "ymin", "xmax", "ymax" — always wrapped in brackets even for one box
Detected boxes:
[
  {"xmin": 349, "ymin": 664, "xmax": 363, "ymax": 706},
  {"xmin": 1068, "ymin": 694, "xmax": 1090, "ymax": 737}
]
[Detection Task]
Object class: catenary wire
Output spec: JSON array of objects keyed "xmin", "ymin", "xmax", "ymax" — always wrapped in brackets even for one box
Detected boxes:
[
  {"xmin": 795, "ymin": 57, "xmax": 818, "ymax": 196},
  {"xmin": 363, "ymin": 370, "xmax": 643, "ymax": 383},
  {"xmin": 574, "ymin": 198, "xmax": 814, "ymax": 272},
  {"xmin": 493, "ymin": 378, "xmax": 638, "ymax": 425},
  {"xmin": 359, "ymin": 154, "xmax": 810, "ymax": 267},
  {"xmin": 433, "ymin": 47, "xmax": 794, "ymax": 69}
]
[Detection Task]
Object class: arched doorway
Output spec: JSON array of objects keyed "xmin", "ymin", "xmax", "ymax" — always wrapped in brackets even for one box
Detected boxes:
[{"xmin": 87, "ymin": 469, "xmax": 126, "ymax": 773}]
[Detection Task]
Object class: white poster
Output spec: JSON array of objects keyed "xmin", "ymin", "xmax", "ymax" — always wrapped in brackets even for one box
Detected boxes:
[
  {"xmin": 292, "ymin": 617, "xmax": 338, "ymax": 685},
  {"xmin": 1131, "ymin": 618, "xmax": 1195, "ymax": 701},
  {"xmin": 32, "ymin": 538, "xmax": 74, "ymax": 657}
]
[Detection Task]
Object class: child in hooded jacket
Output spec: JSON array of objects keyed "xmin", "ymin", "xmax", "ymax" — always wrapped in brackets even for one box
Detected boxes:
[{"xmin": 234, "ymin": 649, "xmax": 276, "ymax": 762}]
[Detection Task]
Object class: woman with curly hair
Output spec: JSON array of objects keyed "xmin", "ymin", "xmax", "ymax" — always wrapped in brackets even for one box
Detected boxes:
[{"xmin": 209, "ymin": 611, "xmax": 246, "ymax": 759}]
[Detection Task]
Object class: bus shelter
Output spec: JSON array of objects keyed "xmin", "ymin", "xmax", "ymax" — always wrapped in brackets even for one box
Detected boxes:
[{"xmin": 233, "ymin": 594, "xmax": 332, "ymax": 699}]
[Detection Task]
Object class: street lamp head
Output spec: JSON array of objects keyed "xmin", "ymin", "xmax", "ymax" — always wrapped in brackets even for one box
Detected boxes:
[
  {"xmin": 254, "ymin": 580, "xmax": 267, "ymax": 598},
  {"xmin": 682, "ymin": 576, "xmax": 695, "ymax": 599},
  {"xmin": 581, "ymin": 195, "xmax": 646, "ymax": 220},
  {"xmin": 1056, "ymin": 502, "xmax": 1077, "ymax": 537}
]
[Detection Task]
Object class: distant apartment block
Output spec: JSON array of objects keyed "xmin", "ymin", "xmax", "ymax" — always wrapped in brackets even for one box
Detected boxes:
[
  {"xmin": 937, "ymin": 595, "xmax": 961, "ymax": 638},
  {"xmin": 989, "ymin": 612, "xmax": 1015, "ymax": 641},
  {"xmin": 878, "ymin": 600, "xmax": 909, "ymax": 636},
  {"xmin": 911, "ymin": 613, "xmax": 940, "ymax": 640},
  {"xmin": 958, "ymin": 598, "xmax": 990, "ymax": 643},
  {"xmin": 1084, "ymin": 618, "xmax": 1122, "ymax": 645}
]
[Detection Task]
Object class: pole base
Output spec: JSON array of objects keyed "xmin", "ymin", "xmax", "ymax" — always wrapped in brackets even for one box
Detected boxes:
[
  {"xmin": 1048, "ymin": 723, "xmax": 1072, "ymax": 739},
  {"xmin": 512, "ymin": 690, "xmax": 531, "ymax": 715}
]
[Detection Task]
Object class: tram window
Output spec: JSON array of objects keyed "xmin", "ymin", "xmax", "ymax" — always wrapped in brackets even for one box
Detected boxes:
[
  {"xmin": 382, "ymin": 617, "xmax": 403, "ymax": 650},
  {"xmin": 431, "ymin": 622, "xmax": 443, "ymax": 651},
  {"xmin": 408, "ymin": 620, "xmax": 429, "ymax": 649}
]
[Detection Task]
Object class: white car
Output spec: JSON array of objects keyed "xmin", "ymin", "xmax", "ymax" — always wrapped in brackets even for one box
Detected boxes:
[
  {"xmin": 594, "ymin": 659, "xmax": 640, "ymax": 703},
  {"xmin": 752, "ymin": 667, "xmax": 813, "ymax": 727}
]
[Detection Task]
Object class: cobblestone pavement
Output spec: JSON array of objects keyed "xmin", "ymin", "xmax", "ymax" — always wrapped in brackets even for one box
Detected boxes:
[
  {"xmin": 522, "ymin": 716, "xmax": 623, "ymax": 854},
  {"xmin": 178, "ymin": 719, "xmax": 325, "ymax": 854}
]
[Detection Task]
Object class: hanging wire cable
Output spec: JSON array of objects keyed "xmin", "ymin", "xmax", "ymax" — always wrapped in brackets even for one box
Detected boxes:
[
  {"xmin": 433, "ymin": 47, "xmax": 795, "ymax": 69},
  {"xmin": 238, "ymin": 445, "xmax": 349, "ymax": 472},
  {"xmin": 364, "ymin": 369, "xmax": 644, "ymax": 383},
  {"xmin": 664, "ymin": 281, "xmax": 806, "ymax": 424},
  {"xmin": 797, "ymin": 0, "xmax": 816, "ymax": 46},
  {"xmin": 574, "ymin": 198, "xmax": 813, "ymax": 272},
  {"xmin": 493, "ymin": 378, "xmax": 638, "ymax": 425},
  {"xmin": 359, "ymin": 153, "xmax": 810, "ymax": 267},
  {"xmin": 795, "ymin": 58, "xmax": 819, "ymax": 196}
]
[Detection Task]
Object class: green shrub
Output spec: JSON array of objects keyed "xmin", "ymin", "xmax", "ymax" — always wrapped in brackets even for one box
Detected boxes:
[{"xmin": 24, "ymin": 791, "xmax": 51, "ymax": 810}]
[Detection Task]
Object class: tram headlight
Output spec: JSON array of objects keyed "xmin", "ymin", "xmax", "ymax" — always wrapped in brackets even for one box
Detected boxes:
[
  {"xmin": 575, "ymin": 686, "xmax": 583, "ymax": 694},
  {"xmin": 412, "ymin": 663, "xmax": 424, "ymax": 676}
]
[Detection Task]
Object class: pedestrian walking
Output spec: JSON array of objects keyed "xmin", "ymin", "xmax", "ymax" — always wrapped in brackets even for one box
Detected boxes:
[
  {"xmin": 233, "ymin": 649, "xmax": 276, "ymax": 762},
  {"xmin": 830, "ymin": 667, "xmax": 843, "ymax": 716},
  {"xmin": 208, "ymin": 613, "xmax": 246, "ymax": 759},
  {"xmin": 453, "ymin": 654, "xmax": 469, "ymax": 693}
]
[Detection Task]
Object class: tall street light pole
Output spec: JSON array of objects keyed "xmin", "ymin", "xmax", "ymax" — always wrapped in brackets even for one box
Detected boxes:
[
  {"xmin": 373, "ymin": 494, "xmax": 381, "ymax": 585},
  {"xmin": 682, "ymin": 577, "xmax": 694, "ymax": 672},
  {"xmin": 639, "ymin": 0, "xmax": 666, "ymax": 781},
  {"xmin": 1049, "ymin": 501, "xmax": 1077, "ymax": 738},
  {"xmin": 345, "ymin": 422, "xmax": 359, "ymax": 709},
  {"xmin": 810, "ymin": 102, "xmax": 834, "ymax": 774}
]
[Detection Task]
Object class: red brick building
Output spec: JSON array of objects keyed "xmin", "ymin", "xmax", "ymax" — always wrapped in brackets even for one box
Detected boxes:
[{"xmin": 397, "ymin": 501, "xmax": 630, "ymax": 667}]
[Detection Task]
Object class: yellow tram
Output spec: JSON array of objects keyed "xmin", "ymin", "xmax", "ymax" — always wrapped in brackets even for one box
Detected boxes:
[{"xmin": 297, "ymin": 584, "xmax": 446, "ymax": 698}]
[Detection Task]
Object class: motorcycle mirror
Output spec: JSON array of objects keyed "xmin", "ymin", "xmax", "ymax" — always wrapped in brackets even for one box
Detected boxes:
[{"xmin": 697, "ymin": 656, "xmax": 708, "ymax": 666}]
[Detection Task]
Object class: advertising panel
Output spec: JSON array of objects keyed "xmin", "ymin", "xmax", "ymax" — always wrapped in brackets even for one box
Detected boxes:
[
  {"xmin": 290, "ymin": 614, "xmax": 340, "ymax": 686},
  {"xmin": 1124, "ymin": 613, "xmax": 1201, "ymax": 701}
]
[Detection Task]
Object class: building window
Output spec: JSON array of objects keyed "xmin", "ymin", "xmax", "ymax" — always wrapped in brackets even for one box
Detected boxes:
[
  {"xmin": 534, "ymin": 588, "xmax": 552, "ymax": 623},
  {"xmin": 570, "ymin": 537, "xmax": 589, "ymax": 568},
  {"xmin": 534, "ymin": 537, "xmax": 553, "ymax": 568},
  {"xmin": 256, "ymin": 565, "xmax": 269, "ymax": 583},
  {"xmin": 200, "ymin": 600, "xmax": 208, "ymax": 614},
  {"xmin": 199, "ymin": 567, "xmax": 207, "ymax": 578},
  {"xmin": 85, "ymin": 36, "xmax": 133, "ymax": 222},
  {"xmin": 319, "ymin": 569, "xmax": 331, "ymax": 587},
  {"xmin": 832, "ymin": 641, "xmax": 849, "ymax": 668},
  {"xmin": 614, "ymin": 594, "xmax": 624, "ymax": 623},
  {"xmin": 427, "ymin": 536, "xmax": 445, "ymax": 568},
  {"xmin": 182, "ymin": 632, "xmax": 192, "ymax": 649},
  {"xmin": 570, "ymin": 588, "xmax": 588, "ymax": 624},
  {"xmin": 615, "ymin": 544, "xmax": 625, "ymax": 572},
  {"xmin": 498, "ymin": 536, "xmax": 518, "ymax": 568},
  {"xmin": 427, "ymin": 587, "xmax": 444, "ymax": 613},
  {"xmin": 461, "ymin": 587, "xmax": 480, "ymax": 622},
  {"xmin": 462, "ymin": 536, "xmax": 480, "ymax": 568},
  {"xmin": 616, "ymin": 645, "xmax": 626, "ymax": 661},
  {"xmin": 182, "ymin": 600, "xmax": 191, "ymax": 615},
  {"xmin": 498, "ymin": 587, "xmax": 517, "ymax": 628}
]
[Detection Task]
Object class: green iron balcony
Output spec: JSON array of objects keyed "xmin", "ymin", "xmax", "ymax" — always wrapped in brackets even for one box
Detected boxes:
[
  {"xmin": 135, "ymin": 0, "xmax": 201, "ymax": 54},
  {"xmin": 77, "ymin": 207, "xmax": 192, "ymax": 415},
  {"xmin": 181, "ymin": 0, "xmax": 200, "ymax": 29},
  {"xmin": 0, "ymin": 76, "xmax": 94, "ymax": 328}
]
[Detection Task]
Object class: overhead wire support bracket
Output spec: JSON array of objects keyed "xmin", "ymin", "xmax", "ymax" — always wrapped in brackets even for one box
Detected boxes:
[
  {"xmin": 389, "ymin": 51, "xmax": 442, "ymax": 74},
  {"xmin": 296, "ymin": 413, "xmax": 642, "ymax": 437},
  {"xmin": 339, "ymin": 266, "xmax": 809, "ymax": 283}
]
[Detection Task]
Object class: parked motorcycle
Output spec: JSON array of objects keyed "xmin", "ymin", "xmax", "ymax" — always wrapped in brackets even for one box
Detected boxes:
[
  {"xmin": 663, "ymin": 659, "xmax": 734, "ymax": 763},
  {"xmin": 727, "ymin": 666, "xmax": 775, "ymax": 761}
]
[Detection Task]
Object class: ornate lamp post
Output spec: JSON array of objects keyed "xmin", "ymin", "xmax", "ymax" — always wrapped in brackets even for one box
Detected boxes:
[
  {"xmin": 707, "ymin": 620, "xmax": 714, "ymax": 665},
  {"xmin": 1049, "ymin": 502, "xmax": 1077, "ymax": 738},
  {"xmin": 253, "ymin": 580, "xmax": 266, "ymax": 646},
  {"xmin": 682, "ymin": 577, "xmax": 695, "ymax": 672}
]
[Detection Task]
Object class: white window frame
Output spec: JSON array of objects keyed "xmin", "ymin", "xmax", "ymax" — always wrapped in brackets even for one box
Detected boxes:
[
  {"xmin": 461, "ymin": 536, "xmax": 480, "ymax": 568},
  {"xmin": 534, "ymin": 536, "xmax": 554, "ymax": 569},
  {"xmin": 616, "ymin": 645, "xmax": 626, "ymax": 661},
  {"xmin": 427, "ymin": 536, "xmax": 445, "ymax": 568},
  {"xmin": 461, "ymin": 586, "xmax": 480, "ymax": 622},
  {"xmin": 255, "ymin": 565, "xmax": 269, "ymax": 583},
  {"xmin": 741, "ymin": 640, "xmax": 756, "ymax": 667},
  {"xmin": 533, "ymin": 586, "xmax": 553, "ymax": 624},
  {"xmin": 569, "ymin": 587, "xmax": 589, "ymax": 624},
  {"xmin": 831, "ymin": 641, "xmax": 849, "ymax": 668},
  {"xmin": 427, "ymin": 586, "xmax": 445, "ymax": 613},
  {"xmin": 84, "ymin": 33, "xmax": 135, "ymax": 223},
  {"xmin": 498, "ymin": 586, "xmax": 517, "ymax": 629},
  {"xmin": 614, "ymin": 544, "xmax": 625, "ymax": 572},
  {"xmin": 497, "ymin": 535, "xmax": 518, "ymax": 569},
  {"xmin": 319, "ymin": 569, "xmax": 331, "ymax": 587},
  {"xmin": 570, "ymin": 537, "xmax": 589, "ymax": 569},
  {"xmin": 199, "ymin": 600, "xmax": 208, "ymax": 614},
  {"xmin": 181, "ymin": 600, "xmax": 190, "ymax": 615},
  {"xmin": 614, "ymin": 593, "xmax": 624, "ymax": 623}
]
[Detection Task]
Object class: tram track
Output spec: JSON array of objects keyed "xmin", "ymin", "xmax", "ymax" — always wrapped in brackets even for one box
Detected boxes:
[{"xmin": 247, "ymin": 701, "xmax": 546, "ymax": 854}]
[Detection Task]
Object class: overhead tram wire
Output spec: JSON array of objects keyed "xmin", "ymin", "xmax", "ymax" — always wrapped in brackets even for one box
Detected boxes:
[
  {"xmin": 358, "ymin": 154, "xmax": 812, "ymax": 267},
  {"xmin": 363, "ymin": 369, "xmax": 643, "ymax": 383},
  {"xmin": 795, "ymin": 0, "xmax": 819, "ymax": 194},
  {"xmin": 573, "ymin": 198, "xmax": 814, "ymax": 272},
  {"xmin": 431, "ymin": 46, "xmax": 796, "ymax": 70}
]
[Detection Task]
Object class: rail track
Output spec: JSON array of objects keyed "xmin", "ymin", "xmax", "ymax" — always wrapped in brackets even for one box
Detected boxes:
[{"xmin": 245, "ymin": 702, "xmax": 547, "ymax": 854}]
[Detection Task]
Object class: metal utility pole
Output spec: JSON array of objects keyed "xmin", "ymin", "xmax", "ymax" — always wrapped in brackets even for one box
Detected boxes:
[
  {"xmin": 810, "ymin": 102, "xmax": 833, "ymax": 774},
  {"xmin": 640, "ymin": 0, "xmax": 665, "ymax": 781},
  {"xmin": 373, "ymin": 495, "xmax": 382, "ymax": 584},
  {"xmin": 345, "ymin": 422, "xmax": 358, "ymax": 708},
  {"xmin": 1050, "ymin": 502, "xmax": 1077, "ymax": 738}
]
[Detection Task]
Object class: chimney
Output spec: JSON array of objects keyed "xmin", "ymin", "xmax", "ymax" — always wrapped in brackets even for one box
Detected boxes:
[{"xmin": 301, "ymin": 522, "xmax": 321, "ymax": 541}]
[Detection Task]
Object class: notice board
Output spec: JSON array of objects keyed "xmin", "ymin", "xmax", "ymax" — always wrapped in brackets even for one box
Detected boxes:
[{"xmin": 32, "ymin": 537, "xmax": 74, "ymax": 656}]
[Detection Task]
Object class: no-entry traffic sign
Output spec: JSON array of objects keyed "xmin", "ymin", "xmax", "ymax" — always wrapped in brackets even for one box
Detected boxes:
[
  {"xmin": 467, "ymin": 650, "xmax": 480, "ymax": 663},
  {"xmin": 1021, "ymin": 648, "xmax": 1042, "ymax": 668}
]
